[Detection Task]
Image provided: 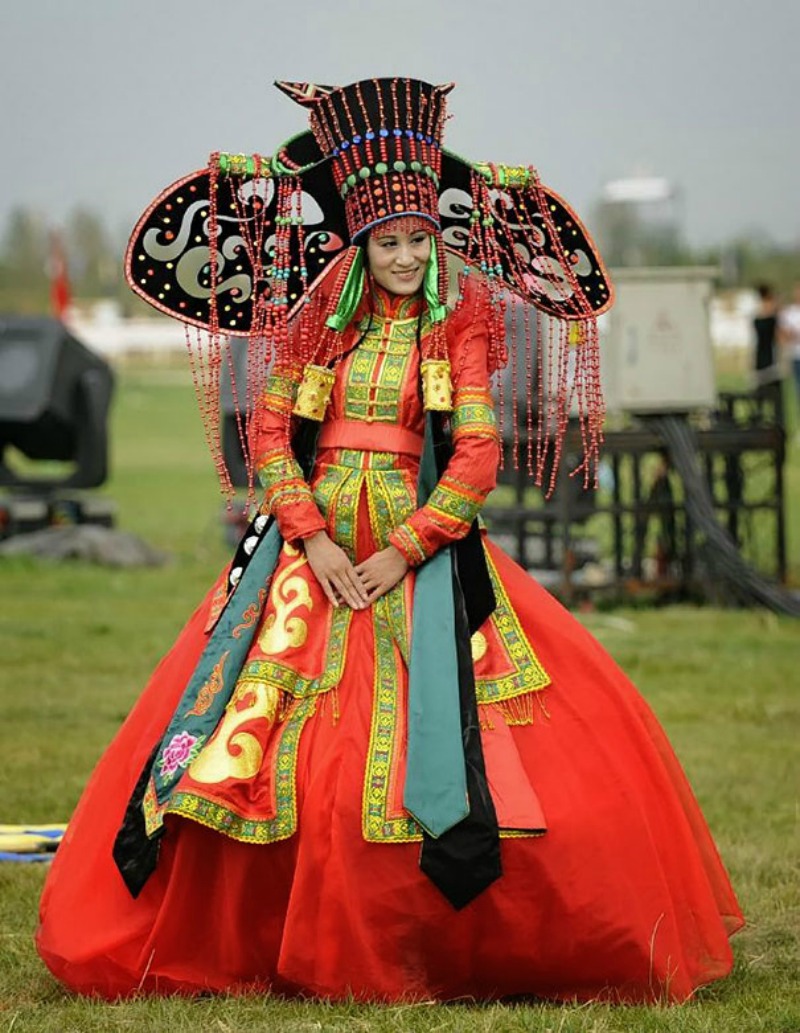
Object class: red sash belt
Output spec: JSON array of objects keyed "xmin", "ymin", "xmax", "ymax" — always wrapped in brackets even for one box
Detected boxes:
[{"xmin": 317, "ymin": 419, "xmax": 424, "ymax": 457}]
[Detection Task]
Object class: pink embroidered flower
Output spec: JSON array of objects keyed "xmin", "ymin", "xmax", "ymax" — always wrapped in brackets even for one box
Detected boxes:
[{"xmin": 159, "ymin": 731, "xmax": 200, "ymax": 779}]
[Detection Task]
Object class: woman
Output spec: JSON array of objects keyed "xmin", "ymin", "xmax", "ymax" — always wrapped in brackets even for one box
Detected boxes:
[
  {"xmin": 779, "ymin": 282, "xmax": 800, "ymax": 416},
  {"xmin": 36, "ymin": 78, "xmax": 742, "ymax": 1003},
  {"xmin": 752, "ymin": 283, "xmax": 781, "ymax": 393}
]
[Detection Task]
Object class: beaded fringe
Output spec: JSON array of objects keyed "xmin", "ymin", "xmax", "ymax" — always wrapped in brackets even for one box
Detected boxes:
[
  {"xmin": 479, "ymin": 692, "xmax": 550, "ymax": 732},
  {"xmin": 187, "ymin": 152, "xmax": 604, "ymax": 506}
]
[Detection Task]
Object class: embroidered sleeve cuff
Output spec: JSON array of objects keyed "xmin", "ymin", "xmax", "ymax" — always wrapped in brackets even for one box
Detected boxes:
[
  {"xmin": 424, "ymin": 473, "xmax": 488, "ymax": 534},
  {"xmin": 259, "ymin": 370, "xmax": 300, "ymax": 418},
  {"xmin": 451, "ymin": 387, "xmax": 500, "ymax": 444},
  {"xmin": 256, "ymin": 448, "xmax": 326, "ymax": 542},
  {"xmin": 389, "ymin": 472, "xmax": 492, "ymax": 564},
  {"xmin": 389, "ymin": 524, "xmax": 431, "ymax": 567}
]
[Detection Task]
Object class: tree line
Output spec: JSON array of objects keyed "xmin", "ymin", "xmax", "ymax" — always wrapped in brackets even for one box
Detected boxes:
[{"xmin": 0, "ymin": 205, "xmax": 150, "ymax": 317}]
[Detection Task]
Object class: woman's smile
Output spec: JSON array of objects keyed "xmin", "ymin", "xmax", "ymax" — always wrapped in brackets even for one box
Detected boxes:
[{"xmin": 366, "ymin": 228, "xmax": 432, "ymax": 295}]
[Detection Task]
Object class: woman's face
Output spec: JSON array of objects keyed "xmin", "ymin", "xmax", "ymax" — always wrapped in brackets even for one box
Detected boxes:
[{"xmin": 366, "ymin": 228, "xmax": 432, "ymax": 296}]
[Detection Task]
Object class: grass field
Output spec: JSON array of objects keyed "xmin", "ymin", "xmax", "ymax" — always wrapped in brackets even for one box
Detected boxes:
[{"xmin": 1, "ymin": 362, "xmax": 798, "ymax": 1032}]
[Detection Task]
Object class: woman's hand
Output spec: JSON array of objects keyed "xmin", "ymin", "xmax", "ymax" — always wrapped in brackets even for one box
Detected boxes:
[
  {"xmin": 303, "ymin": 531, "xmax": 370, "ymax": 610},
  {"xmin": 355, "ymin": 546, "xmax": 410, "ymax": 605}
]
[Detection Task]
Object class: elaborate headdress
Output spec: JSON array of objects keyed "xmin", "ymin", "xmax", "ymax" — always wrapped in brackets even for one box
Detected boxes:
[{"xmin": 125, "ymin": 77, "xmax": 613, "ymax": 494}]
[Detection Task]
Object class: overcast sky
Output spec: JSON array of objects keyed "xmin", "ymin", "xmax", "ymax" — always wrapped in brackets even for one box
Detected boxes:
[{"xmin": 2, "ymin": 0, "xmax": 798, "ymax": 251}]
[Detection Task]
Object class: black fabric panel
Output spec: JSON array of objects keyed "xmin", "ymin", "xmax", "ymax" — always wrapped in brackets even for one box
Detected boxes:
[
  {"xmin": 291, "ymin": 419, "xmax": 322, "ymax": 480},
  {"xmin": 418, "ymin": 557, "xmax": 502, "ymax": 909},
  {"xmin": 455, "ymin": 521, "xmax": 497, "ymax": 635},
  {"xmin": 431, "ymin": 411, "xmax": 496, "ymax": 633},
  {"xmin": 112, "ymin": 744, "xmax": 163, "ymax": 899}
]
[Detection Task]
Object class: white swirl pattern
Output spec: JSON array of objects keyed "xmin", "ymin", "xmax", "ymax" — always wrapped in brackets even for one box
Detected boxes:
[
  {"xmin": 142, "ymin": 200, "xmax": 210, "ymax": 262},
  {"xmin": 175, "ymin": 247, "xmax": 252, "ymax": 302},
  {"xmin": 438, "ymin": 182, "xmax": 579, "ymax": 304}
]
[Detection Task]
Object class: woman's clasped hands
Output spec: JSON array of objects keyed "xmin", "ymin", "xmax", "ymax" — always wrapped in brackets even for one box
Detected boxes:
[{"xmin": 303, "ymin": 531, "xmax": 409, "ymax": 609}]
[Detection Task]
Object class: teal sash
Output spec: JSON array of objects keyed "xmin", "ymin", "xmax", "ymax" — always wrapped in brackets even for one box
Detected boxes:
[
  {"xmin": 403, "ymin": 415, "xmax": 469, "ymax": 837},
  {"xmin": 148, "ymin": 521, "xmax": 283, "ymax": 815}
]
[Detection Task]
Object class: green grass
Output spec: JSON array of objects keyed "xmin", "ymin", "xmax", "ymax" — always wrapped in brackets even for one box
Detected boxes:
[{"xmin": 1, "ymin": 362, "xmax": 798, "ymax": 1032}]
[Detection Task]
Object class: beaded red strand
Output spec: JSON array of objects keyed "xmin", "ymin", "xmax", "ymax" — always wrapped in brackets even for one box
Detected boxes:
[{"xmin": 173, "ymin": 80, "xmax": 608, "ymax": 504}]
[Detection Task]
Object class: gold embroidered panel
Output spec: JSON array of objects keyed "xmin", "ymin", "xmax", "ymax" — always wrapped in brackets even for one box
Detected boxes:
[
  {"xmin": 312, "ymin": 457, "xmax": 417, "ymax": 558},
  {"xmin": 342, "ymin": 317, "xmax": 420, "ymax": 424},
  {"xmin": 473, "ymin": 549, "xmax": 551, "ymax": 703},
  {"xmin": 164, "ymin": 696, "xmax": 317, "ymax": 845}
]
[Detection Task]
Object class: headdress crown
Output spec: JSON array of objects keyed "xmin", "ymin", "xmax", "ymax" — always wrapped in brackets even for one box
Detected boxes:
[{"xmin": 276, "ymin": 78, "xmax": 453, "ymax": 239}]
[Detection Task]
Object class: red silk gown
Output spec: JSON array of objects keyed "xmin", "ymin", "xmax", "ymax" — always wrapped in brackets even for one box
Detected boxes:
[{"xmin": 36, "ymin": 286, "xmax": 742, "ymax": 1003}]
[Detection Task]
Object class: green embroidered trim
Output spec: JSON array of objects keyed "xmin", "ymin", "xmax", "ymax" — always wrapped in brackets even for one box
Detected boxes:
[
  {"xmin": 383, "ymin": 580, "xmax": 410, "ymax": 666},
  {"xmin": 261, "ymin": 373, "xmax": 298, "ymax": 415},
  {"xmin": 165, "ymin": 696, "xmax": 316, "ymax": 844},
  {"xmin": 313, "ymin": 460, "xmax": 416, "ymax": 558},
  {"xmin": 257, "ymin": 449, "xmax": 316, "ymax": 513},
  {"xmin": 389, "ymin": 523, "xmax": 429, "ymax": 564},
  {"xmin": 367, "ymin": 470, "xmax": 416, "ymax": 552},
  {"xmin": 451, "ymin": 391, "xmax": 498, "ymax": 442},
  {"xmin": 368, "ymin": 293, "xmax": 425, "ymax": 321},
  {"xmin": 475, "ymin": 549, "xmax": 550, "ymax": 703},
  {"xmin": 313, "ymin": 466, "xmax": 362, "ymax": 559},
  {"xmin": 217, "ymin": 153, "xmax": 273, "ymax": 178},
  {"xmin": 423, "ymin": 474, "xmax": 486, "ymax": 536},
  {"xmin": 342, "ymin": 317, "xmax": 418, "ymax": 423},
  {"xmin": 473, "ymin": 162, "xmax": 536, "ymax": 190},
  {"xmin": 335, "ymin": 449, "xmax": 405, "ymax": 471},
  {"xmin": 266, "ymin": 483, "xmax": 316, "ymax": 510},
  {"xmin": 363, "ymin": 600, "xmax": 421, "ymax": 843}
]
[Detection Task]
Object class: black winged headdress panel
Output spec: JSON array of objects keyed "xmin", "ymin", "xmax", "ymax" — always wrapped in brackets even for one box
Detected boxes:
[
  {"xmin": 126, "ymin": 137, "xmax": 349, "ymax": 336},
  {"xmin": 125, "ymin": 77, "xmax": 612, "ymax": 496},
  {"xmin": 127, "ymin": 143, "xmax": 612, "ymax": 335}
]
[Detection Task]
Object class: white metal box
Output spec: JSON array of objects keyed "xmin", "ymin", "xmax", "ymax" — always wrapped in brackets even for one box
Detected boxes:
[{"xmin": 601, "ymin": 267, "xmax": 717, "ymax": 415}]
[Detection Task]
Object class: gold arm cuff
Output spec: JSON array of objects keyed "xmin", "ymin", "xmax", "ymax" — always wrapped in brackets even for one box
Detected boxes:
[
  {"xmin": 420, "ymin": 359, "xmax": 453, "ymax": 412},
  {"xmin": 292, "ymin": 364, "xmax": 335, "ymax": 421}
]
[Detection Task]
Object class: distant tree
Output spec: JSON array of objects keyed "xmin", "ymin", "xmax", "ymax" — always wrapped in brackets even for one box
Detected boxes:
[
  {"xmin": 712, "ymin": 237, "xmax": 800, "ymax": 297},
  {"xmin": 1, "ymin": 207, "xmax": 48, "ymax": 281},
  {"xmin": 0, "ymin": 206, "xmax": 50, "ymax": 312},
  {"xmin": 66, "ymin": 207, "xmax": 117, "ymax": 297}
]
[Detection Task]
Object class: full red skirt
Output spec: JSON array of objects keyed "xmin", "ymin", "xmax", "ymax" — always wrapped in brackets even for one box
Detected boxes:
[{"xmin": 36, "ymin": 542, "xmax": 742, "ymax": 1003}]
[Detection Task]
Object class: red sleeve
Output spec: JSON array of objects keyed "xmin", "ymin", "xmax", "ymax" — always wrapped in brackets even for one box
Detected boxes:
[
  {"xmin": 250, "ymin": 361, "xmax": 327, "ymax": 544},
  {"xmin": 389, "ymin": 281, "xmax": 500, "ymax": 566}
]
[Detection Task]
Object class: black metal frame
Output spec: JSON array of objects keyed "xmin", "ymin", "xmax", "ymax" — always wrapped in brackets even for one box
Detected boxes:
[{"xmin": 483, "ymin": 385, "xmax": 787, "ymax": 601}]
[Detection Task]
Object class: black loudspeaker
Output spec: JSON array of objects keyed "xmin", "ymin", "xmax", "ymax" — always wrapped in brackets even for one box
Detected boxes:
[{"xmin": 0, "ymin": 316, "xmax": 114, "ymax": 490}]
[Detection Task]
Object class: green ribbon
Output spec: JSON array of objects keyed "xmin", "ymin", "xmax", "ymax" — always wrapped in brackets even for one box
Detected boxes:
[
  {"xmin": 325, "ymin": 248, "xmax": 365, "ymax": 332},
  {"xmin": 423, "ymin": 244, "xmax": 448, "ymax": 324},
  {"xmin": 403, "ymin": 414, "xmax": 469, "ymax": 837}
]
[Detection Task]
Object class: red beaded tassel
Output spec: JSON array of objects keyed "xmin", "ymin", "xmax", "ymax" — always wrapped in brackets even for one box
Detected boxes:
[
  {"xmin": 183, "ymin": 152, "xmax": 234, "ymax": 500},
  {"xmin": 420, "ymin": 230, "xmax": 450, "ymax": 369},
  {"xmin": 524, "ymin": 172, "xmax": 605, "ymax": 490},
  {"xmin": 465, "ymin": 167, "xmax": 605, "ymax": 494},
  {"xmin": 179, "ymin": 154, "xmax": 329, "ymax": 504},
  {"xmin": 315, "ymin": 245, "xmax": 366, "ymax": 367},
  {"xmin": 227, "ymin": 154, "xmax": 277, "ymax": 502}
]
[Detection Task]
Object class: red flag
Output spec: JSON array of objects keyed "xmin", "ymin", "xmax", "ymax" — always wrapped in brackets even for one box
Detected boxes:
[{"xmin": 49, "ymin": 230, "xmax": 72, "ymax": 320}]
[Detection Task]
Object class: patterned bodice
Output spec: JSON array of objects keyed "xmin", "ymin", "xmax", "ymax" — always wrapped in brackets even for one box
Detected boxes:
[
  {"xmin": 312, "ymin": 296, "xmax": 428, "ymax": 559},
  {"xmin": 327, "ymin": 296, "xmax": 426, "ymax": 435},
  {"xmin": 254, "ymin": 279, "xmax": 500, "ymax": 568}
]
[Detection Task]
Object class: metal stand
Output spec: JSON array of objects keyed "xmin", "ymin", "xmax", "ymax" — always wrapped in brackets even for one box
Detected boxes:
[{"xmin": 483, "ymin": 386, "xmax": 788, "ymax": 604}]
